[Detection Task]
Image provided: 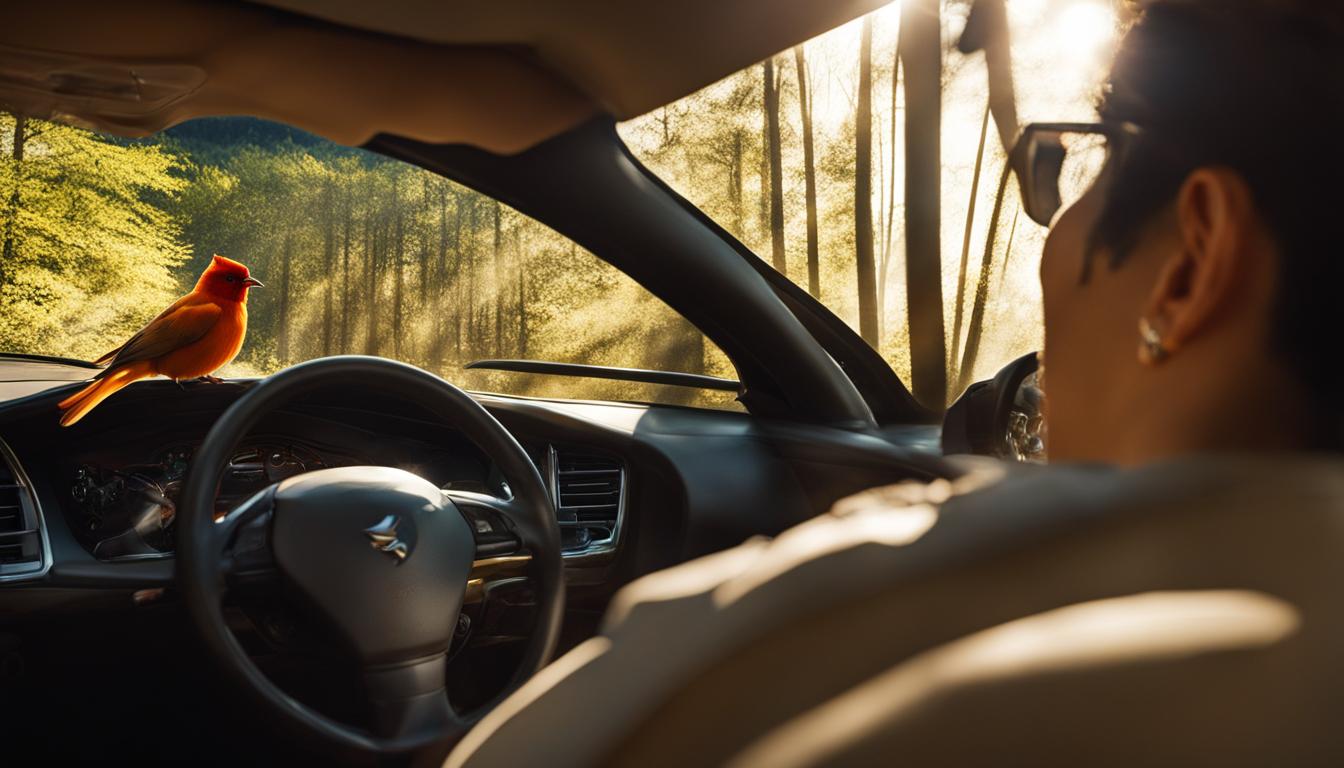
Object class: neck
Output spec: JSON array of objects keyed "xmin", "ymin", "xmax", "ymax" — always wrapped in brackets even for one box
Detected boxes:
[{"xmin": 1106, "ymin": 360, "xmax": 1315, "ymax": 466}]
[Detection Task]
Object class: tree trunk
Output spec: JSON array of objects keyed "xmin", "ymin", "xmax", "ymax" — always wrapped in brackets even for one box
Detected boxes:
[
  {"xmin": 878, "ymin": 24, "xmax": 903, "ymax": 343},
  {"xmin": 420, "ymin": 177, "xmax": 432, "ymax": 306},
  {"xmin": 392, "ymin": 175, "xmax": 404, "ymax": 359},
  {"xmin": 493, "ymin": 201, "xmax": 504, "ymax": 356},
  {"xmin": 665, "ymin": 317, "xmax": 706, "ymax": 405},
  {"xmin": 900, "ymin": 0, "xmax": 948, "ymax": 408},
  {"xmin": 453, "ymin": 194, "xmax": 465, "ymax": 360},
  {"xmin": 431, "ymin": 183, "xmax": 449, "ymax": 368},
  {"xmin": 854, "ymin": 19, "xmax": 879, "ymax": 347},
  {"xmin": 465, "ymin": 203, "xmax": 478, "ymax": 359},
  {"xmin": 958, "ymin": 163, "xmax": 1013, "ymax": 393},
  {"xmin": 321, "ymin": 181, "xmax": 336, "ymax": 357},
  {"xmin": 277, "ymin": 233, "xmax": 293, "ymax": 363},
  {"xmin": 794, "ymin": 45, "xmax": 821, "ymax": 299},
  {"xmin": 763, "ymin": 57, "xmax": 787, "ymax": 275},
  {"xmin": 731, "ymin": 130, "xmax": 745, "ymax": 236},
  {"xmin": 0, "ymin": 113, "xmax": 28, "ymax": 298},
  {"xmin": 517, "ymin": 245, "xmax": 528, "ymax": 358},
  {"xmin": 364, "ymin": 212, "xmax": 378, "ymax": 355},
  {"xmin": 950, "ymin": 103, "xmax": 992, "ymax": 371},
  {"xmin": 758, "ymin": 68, "xmax": 770, "ymax": 244},
  {"xmin": 340, "ymin": 188, "xmax": 352, "ymax": 351},
  {"xmin": 998, "ymin": 209, "xmax": 1020, "ymax": 282},
  {"xmin": 683, "ymin": 322, "xmax": 705, "ymax": 375}
]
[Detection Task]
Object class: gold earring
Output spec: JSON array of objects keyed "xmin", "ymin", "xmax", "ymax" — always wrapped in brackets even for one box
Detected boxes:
[{"xmin": 1139, "ymin": 317, "xmax": 1167, "ymax": 363}]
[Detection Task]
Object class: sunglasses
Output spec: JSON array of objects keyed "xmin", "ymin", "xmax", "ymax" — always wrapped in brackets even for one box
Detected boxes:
[{"xmin": 1012, "ymin": 121, "xmax": 1144, "ymax": 227}]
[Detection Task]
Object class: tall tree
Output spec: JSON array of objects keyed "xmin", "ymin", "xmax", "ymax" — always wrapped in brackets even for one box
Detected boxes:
[
  {"xmin": 321, "ymin": 178, "xmax": 336, "ymax": 356},
  {"xmin": 900, "ymin": 0, "xmax": 949, "ymax": 407},
  {"xmin": 430, "ymin": 182, "xmax": 451, "ymax": 366},
  {"xmin": 452, "ymin": 192, "xmax": 466, "ymax": 358},
  {"xmin": 465, "ymin": 201, "xmax": 478, "ymax": 358},
  {"xmin": 0, "ymin": 114, "xmax": 26, "ymax": 298},
  {"xmin": 731, "ymin": 129, "xmax": 745, "ymax": 236},
  {"xmin": 763, "ymin": 57, "xmax": 787, "ymax": 275},
  {"xmin": 340, "ymin": 181, "xmax": 353, "ymax": 351},
  {"xmin": 950, "ymin": 103, "xmax": 992, "ymax": 369},
  {"xmin": 958, "ymin": 164, "xmax": 1014, "ymax": 391},
  {"xmin": 516, "ymin": 242, "xmax": 528, "ymax": 358},
  {"xmin": 757, "ymin": 74, "xmax": 770, "ymax": 245},
  {"xmin": 420, "ymin": 176, "xmax": 433, "ymax": 306},
  {"xmin": 391, "ymin": 172, "xmax": 405, "ymax": 359},
  {"xmin": 854, "ymin": 19, "xmax": 880, "ymax": 347},
  {"xmin": 277, "ymin": 233, "xmax": 293, "ymax": 363},
  {"xmin": 363, "ymin": 207, "xmax": 379, "ymax": 355},
  {"xmin": 956, "ymin": 162, "xmax": 1010, "ymax": 390},
  {"xmin": 878, "ymin": 23, "xmax": 903, "ymax": 344},
  {"xmin": 794, "ymin": 45, "xmax": 821, "ymax": 298},
  {"xmin": 493, "ymin": 200, "xmax": 504, "ymax": 355},
  {"xmin": 0, "ymin": 112, "xmax": 186, "ymax": 355}
]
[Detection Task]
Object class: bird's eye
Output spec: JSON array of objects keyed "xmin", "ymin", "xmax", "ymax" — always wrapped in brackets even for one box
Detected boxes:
[{"xmin": 225, "ymin": 275, "xmax": 236, "ymax": 282}]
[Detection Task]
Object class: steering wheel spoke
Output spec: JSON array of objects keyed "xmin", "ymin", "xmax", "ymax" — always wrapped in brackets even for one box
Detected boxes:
[
  {"xmin": 443, "ymin": 488, "xmax": 527, "ymax": 558},
  {"xmin": 363, "ymin": 653, "xmax": 464, "ymax": 747},
  {"xmin": 217, "ymin": 484, "xmax": 279, "ymax": 585}
]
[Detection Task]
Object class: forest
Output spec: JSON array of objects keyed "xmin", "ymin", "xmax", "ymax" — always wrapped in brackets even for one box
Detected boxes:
[{"xmin": 0, "ymin": 1, "xmax": 1118, "ymax": 410}]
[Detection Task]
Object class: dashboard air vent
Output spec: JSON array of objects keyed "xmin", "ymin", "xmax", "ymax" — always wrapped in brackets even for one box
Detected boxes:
[
  {"xmin": 0, "ymin": 484, "xmax": 23, "ymax": 534},
  {"xmin": 553, "ymin": 451, "xmax": 622, "ymax": 525},
  {"xmin": 0, "ymin": 438, "xmax": 48, "ymax": 578}
]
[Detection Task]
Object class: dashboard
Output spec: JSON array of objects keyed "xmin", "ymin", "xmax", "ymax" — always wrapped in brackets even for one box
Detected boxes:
[
  {"xmin": 0, "ymin": 358, "xmax": 956, "ymax": 607},
  {"xmin": 0, "ymin": 354, "xmax": 976, "ymax": 741},
  {"xmin": 51, "ymin": 407, "xmax": 534, "ymax": 570},
  {"xmin": 67, "ymin": 441, "xmax": 328, "ymax": 558}
]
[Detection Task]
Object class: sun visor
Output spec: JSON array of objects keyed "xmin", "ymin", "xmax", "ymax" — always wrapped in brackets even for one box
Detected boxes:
[
  {"xmin": 0, "ymin": 0, "xmax": 598, "ymax": 153},
  {"xmin": 0, "ymin": 43, "xmax": 205, "ymax": 134}
]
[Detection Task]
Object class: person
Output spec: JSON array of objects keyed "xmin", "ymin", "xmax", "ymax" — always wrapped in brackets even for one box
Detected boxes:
[{"xmin": 448, "ymin": 2, "xmax": 1344, "ymax": 765}]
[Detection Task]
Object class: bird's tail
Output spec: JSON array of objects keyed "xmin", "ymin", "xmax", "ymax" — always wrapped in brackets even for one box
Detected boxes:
[{"xmin": 58, "ymin": 361, "xmax": 154, "ymax": 427}]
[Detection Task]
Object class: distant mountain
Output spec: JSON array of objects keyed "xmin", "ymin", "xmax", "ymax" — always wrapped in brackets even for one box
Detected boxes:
[
  {"xmin": 161, "ymin": 116, "xmax": 371, "ymax": 164},
  {"xmin": 163, "ymin": 116, "xmax": 321, "ymax": 148}
]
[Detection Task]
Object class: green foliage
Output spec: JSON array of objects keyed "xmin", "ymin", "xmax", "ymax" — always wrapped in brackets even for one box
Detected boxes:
[{"xmin": 0, "ymin": 113, "xmax": 188, "ymax": 359}]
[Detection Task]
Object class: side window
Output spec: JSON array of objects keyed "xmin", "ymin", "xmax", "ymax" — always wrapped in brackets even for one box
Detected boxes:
[{"xmin": 621, "ymin": 1, "xmax": 1118, "ymax": 404}]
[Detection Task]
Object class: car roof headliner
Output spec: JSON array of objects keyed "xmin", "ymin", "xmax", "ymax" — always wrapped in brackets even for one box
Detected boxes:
[{"xmin": 0, "ymin": 0, "xmax": 890, "ymax": 153}]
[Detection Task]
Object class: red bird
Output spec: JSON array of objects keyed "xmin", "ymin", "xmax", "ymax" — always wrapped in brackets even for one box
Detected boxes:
[{"xmin": 58, "ymin": 255, "xmax": 262, "ymax": 427}]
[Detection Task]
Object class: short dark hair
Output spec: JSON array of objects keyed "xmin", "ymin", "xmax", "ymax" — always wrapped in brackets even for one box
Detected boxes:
[{"xmin": 1093, "ymin": 0, "xmax": 1344, "ymax": 446}]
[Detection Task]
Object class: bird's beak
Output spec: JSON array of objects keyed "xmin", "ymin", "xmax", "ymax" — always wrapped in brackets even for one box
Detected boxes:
[{"xmin": 243, "ymin": 277, "xmax": 264, "ymax": 288}]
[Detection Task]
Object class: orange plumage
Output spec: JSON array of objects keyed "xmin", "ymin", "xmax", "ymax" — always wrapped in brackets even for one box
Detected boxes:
[{"xmin": 57, "ymin": 255, "xmax": 262, "ymax": 427}]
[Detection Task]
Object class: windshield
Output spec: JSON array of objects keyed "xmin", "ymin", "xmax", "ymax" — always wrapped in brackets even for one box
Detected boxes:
[
  {"xmin": 620, "ymin": 0, "xmax": 1120, "ymax": 406},
  {"xmin": 0, "ymin": 115, "xmax": 740, "ymax": 409},
  {"xmin": 0, "ymin": 0, "xmax": 1118, "ymax": 414}
]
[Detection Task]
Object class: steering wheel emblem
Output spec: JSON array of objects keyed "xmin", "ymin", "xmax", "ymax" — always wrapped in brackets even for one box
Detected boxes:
[{"xmin": 364, "ymin": 514, "xmax": 411, "ymax": 563}]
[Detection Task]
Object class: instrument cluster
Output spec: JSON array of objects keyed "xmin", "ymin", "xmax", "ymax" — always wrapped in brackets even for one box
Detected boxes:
[{"xmin": 68, "ymin": 441, "xmax": 329, "ymax": 559}]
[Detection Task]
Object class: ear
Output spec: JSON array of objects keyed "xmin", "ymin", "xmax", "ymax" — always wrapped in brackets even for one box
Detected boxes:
[{"xmin": 1140, "ymin": 167, "xmax": 1259, "ymax": 358}]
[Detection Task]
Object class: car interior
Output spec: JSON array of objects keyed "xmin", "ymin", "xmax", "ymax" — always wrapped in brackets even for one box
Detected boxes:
[{"xmin": 6, "ymin": 0, "xmax": 1314, "ymax": 765}]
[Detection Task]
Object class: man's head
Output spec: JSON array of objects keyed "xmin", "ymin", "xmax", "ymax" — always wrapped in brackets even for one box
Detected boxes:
[{"xmin": 1039, "ymin": 0, "xmax": 1344, "ymax": 463}]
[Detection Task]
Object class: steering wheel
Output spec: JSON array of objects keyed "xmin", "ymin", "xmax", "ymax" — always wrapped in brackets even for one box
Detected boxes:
[{"xmin": 176, "ymin": 356, "xmax": 563, "ymax": 759}]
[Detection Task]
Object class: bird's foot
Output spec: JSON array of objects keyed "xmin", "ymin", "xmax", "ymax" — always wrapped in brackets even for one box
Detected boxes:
[
  {"xmin": 174, "ymin": 379, "xmax": 186, "ymax": 391},
  {"xmin": 195, "ymin": 375, "xmax": 225, "ymax": 384}
]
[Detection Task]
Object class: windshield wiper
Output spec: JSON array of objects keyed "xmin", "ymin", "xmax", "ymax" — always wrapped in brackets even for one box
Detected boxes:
[
  {"xmin": 465, "ymin": 359, "xmax": 740, "ymax": 392},
  {"xmin": 0, "ymin": 351, "xmax": 102, "ymax": 369}
]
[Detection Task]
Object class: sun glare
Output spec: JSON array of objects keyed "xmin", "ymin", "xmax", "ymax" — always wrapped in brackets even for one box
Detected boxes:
[{"xmin": 1054, "ymin": 2, "xmax": 1117, "ymax": 65}]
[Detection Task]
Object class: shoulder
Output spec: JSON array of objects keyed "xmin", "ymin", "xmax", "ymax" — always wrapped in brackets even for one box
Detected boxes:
[{"xmin": 732, "ymin": 588, "xmax": 1316, "ymax": 768}]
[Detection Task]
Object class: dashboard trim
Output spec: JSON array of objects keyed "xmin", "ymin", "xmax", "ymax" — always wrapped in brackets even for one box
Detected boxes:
[{"xmin": 0, "ymin": 435, "xmax": 53, "ymax": 583}]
